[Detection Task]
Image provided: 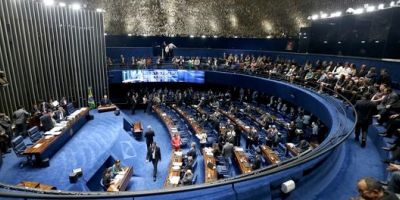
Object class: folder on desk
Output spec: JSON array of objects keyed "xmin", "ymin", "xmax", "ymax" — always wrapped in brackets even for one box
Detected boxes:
[
  {"xmin": 174, "ymin": 151, "xmax": 182, "ymax": 156},
  {"xmin": 169, "ymin": 176, "xmax": 180, "ymax": 184},
  {"xmin": 172, "ymin": 162, "xmax": 182, "ymax": 166},
  {"xmin": 33, "ymin": 143, "xmax": 43, "ymax": 149}
]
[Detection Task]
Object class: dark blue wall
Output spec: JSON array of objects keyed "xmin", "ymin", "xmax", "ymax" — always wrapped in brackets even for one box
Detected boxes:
[
  {"xmin": 107, "ymin": 47, "xmax": 400, "ymax": 83},
  {"xmin": 106, "ymin": 35, "xmax": 293, "ymax": 51}
]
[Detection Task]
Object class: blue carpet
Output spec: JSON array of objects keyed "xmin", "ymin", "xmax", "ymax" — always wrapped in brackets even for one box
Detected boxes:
[{"xmin": 0, "ymin": 110, "xmax": 126, "ymax": 191}]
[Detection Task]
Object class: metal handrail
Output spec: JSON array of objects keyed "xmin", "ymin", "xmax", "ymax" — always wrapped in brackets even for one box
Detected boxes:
[{"xmin": 0, "ymin": 69, "xmax": 357, "ymax": 199}]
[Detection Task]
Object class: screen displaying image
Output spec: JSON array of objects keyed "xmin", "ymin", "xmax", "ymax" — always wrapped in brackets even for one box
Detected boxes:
[{"xmin": 122, "ymin": 70, "xmax": 205, "ymax": 84}]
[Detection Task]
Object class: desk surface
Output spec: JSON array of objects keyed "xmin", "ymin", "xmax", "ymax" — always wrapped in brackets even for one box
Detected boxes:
[
  {"xmin": 218, "ymin": 109, "xmax": 251, "ymax": 134},
  {"xmin": 260, "ymin": 145, "xmax": 280, "ymax": 165},
  {"xmin": 164, "ymin": 150, "xmax": 183, "ymax": 188},
  {"xmin": 133, "ymin": 121, "xmax": 142, "ymax": 133},
  {"xmin": 171, "ymin": 104, "xmax": 203, "ymax": 136},
  {"xmin": 98, "ymin": 104, "xmax": 117, "ymax": 112},
  {"xmin": 286, "ymin": 143, "xmax": 300, "ymax": 156},
  {"xmin": 24, "ymin": 107, "xmax": 89, "ymax": 156},
  {"xmin": 153, "ymin": 106, "xmax": 178, "ymax": 137},
  {"xmin": 18, "ymin": 181, "xmax": 56, "ymax": 190},
  {"xmin": 107, "ymin": 166, "xmax": 133, "ymax": 192},
  {"xmin": 203, "ymin": 148, "xmax": 218, "ymax": 183},
  {"xmin": 233, "ymin": 148, "xmax": 252, "ymax": 174}
]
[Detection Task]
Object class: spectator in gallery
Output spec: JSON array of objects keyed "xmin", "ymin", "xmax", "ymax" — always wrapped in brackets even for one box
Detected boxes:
[
  {"xmin": 120, "ymin": 54, "xmax": 125, "ymax": 66},
  {"xmin": 107, "ymin": 57, "xmax": 113, "ymax": 67}
]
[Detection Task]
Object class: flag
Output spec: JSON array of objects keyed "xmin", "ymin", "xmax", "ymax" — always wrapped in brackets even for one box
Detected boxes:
[{"xmin": 88, "ymin": 86, "xmax": 96, "ymax": 109}]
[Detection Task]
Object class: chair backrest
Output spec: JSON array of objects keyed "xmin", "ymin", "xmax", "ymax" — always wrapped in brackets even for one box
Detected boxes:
[
  {"xmin": 66, "ymin": 103, "xmax": 75, "ymax": 115},
  {"xmin": 11, "ymin": 136, "xmax": 24, "ymax": 148},
  {"xmin": 28, "ymin": 126, "xmax": 39, "ymax": 137}
]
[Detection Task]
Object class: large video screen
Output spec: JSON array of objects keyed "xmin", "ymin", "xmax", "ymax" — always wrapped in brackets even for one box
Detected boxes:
[{"xmin": 122, "ymin": 70, "xmax": 205, "ymax": 84}]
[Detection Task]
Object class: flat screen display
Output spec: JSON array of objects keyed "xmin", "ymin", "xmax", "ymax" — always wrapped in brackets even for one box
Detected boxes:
[{"xmin": 122, "ymin": 70, "xmax": 205, "ymax": 84}]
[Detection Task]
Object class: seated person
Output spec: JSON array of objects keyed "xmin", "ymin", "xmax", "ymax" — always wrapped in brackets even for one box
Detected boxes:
[
  {"xmin": 182, "ymin": 156, "xmax": 195, "ymax": 172},
  {"xmin": 180, "ymin": 169, "xmax": 194, "ymax": 186},
  {"xmin": 40, "ymin": 112, "xmax": 55, "ymax": 131},
  {"xmin": 0, "ymin": 129, "xmax": 10, "ymax": 153},
  {"xmin": 352, "ymin": 177, "xmax": 398, "ymax": 200},
  {"xmin": 102, "ymin": 168, "xmax": 112, "ymax": 191},
  {"xmin": 100, "ymin": 95, "xmax": 112, "ymax": 106},
  {"xmin": 251, "ymin": 154, "xmax": 261, "ymax": 170},
  {"xmin": 53, "ymin": 107, "xmax": 66, "ymax": 123},
  {"xmin": 171, "ymin": 133, "xmax": 182, "ymax": 151},
  {"xmin": 110, "ymin": 160, "xmax": 123, "ymax": 177}
]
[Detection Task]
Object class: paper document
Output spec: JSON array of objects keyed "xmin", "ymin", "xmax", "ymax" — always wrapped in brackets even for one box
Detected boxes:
[
  {"xmin": 169, "ymin": 176, "xmax": 180, "ymax": 184},
  {"xmin": 33, "ymin": 143, "xmax": 42, "ymax": 148}
]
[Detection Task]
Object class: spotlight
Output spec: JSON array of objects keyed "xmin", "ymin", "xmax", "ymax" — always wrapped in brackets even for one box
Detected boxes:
[
  {"xmin": 71, "ymin": 3, "xmax": 81, "ymax": 10},
  {"xmin": 43, "ymin": 0, "xmax": 54, "ymax": 6},
  {"xmin": 201, "ymin": 35, "xmax": 206, "ymax": 38},
  {"xmin": 59, "ymin": 2, "xmax": 66, "ymax": 7},
  {"xmin": 233, "ymin": 36, "xmax": 238, "ymax": 38},
  {"xmin": 266, "ymin": 35, "xmax": 272, "ymax": 39},
  {"xmin": 361, "ymin": 40, "xmax": 365, "ymax": 43},
  {"xmin": 378, "ymin": 4, "xmax": 385, "ymax": 9},
  {"xmin": 311, "ymin": 14, "xmax": 319, "ymax": 20},
  {"xmin": 366, "ymin": 6, "xmax": 375, "ymax": 12},
  {"xmin": 96, "ymin": 8, "xmax": 105, "ymax": 13},
  {"xmin": 390, "ymin": 1, "xmax": 395, "ymax": 7},
  {"xmin": 375, "ymin": 40, "xmax": 380, "ymax": 43},
  {"xmin": 104, "ymin": 33, "xmax": 107, "ymax": 36},
  {"xmin": 353, "ymin": 8, "xmax": 364, "ymax": 15},
  {"xmin": 323, "ymin": 41, "xmax": 328, "ymax": 44},
  {"xmin": 128, "ymin": 33, "xmax": 132, "ymax": 37},
  {"xmin": 170, "ymin": 34, "xmax": 175, "ymax": 37},
  {"xmin": 330, "ymin": 11, "xmax": 342, "ymax": 18},
  {"xmin": 142, "ymin": 34, "xmax": 148, "ymax": 37},
  {"xmin": 189, "ymin": 35, "xmax": 194, "ymax": 38},
  {"xmin": 346, "ymin": 8, "xmax": 355, "ymax": 14},
  {"xmin": 213, "ymin": 35, "xmax": 218, "ymax": 38},
  {"xmin": 338, "ymin": 41, "xmax": 342, "ymax": 44}
]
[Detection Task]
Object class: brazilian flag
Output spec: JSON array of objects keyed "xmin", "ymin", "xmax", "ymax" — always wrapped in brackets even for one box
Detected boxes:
[{"xmin": 88, "ymin": 86, "xmax": 96, "ymax": 109}]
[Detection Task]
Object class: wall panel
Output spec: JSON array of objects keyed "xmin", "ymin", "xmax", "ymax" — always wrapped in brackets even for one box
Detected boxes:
[{"xmin": 0, "ymin": 0, "xmax": 107, "ymax": 116}]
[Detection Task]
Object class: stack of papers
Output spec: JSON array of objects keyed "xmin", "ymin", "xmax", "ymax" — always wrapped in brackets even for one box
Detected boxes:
[
  {"xmin": 172, "ymin": 165, "xmax": 181, "ymax": 171},
  {"xmin": 33, "ymin": 143, "xmax": 42, "ymax": 149},
  {"xmin": 44, "ymin": 135, "xmax": 53, "ymax": 139},
  {"xmin": 174, "ymin": 151, "xmax": 182, "ymax": 156},
  {"xmin": 169, "ymin": 176, "xmax": 180, "ymax": 184},
  {"xmin": 235, "ymin": 147, "xmax": 244, "ymax": 152},
  {"xmin": 173, "ymin": 162, "xmax": 182, "ymax": 166},
  {"xmin": 162, "ymin": 113, "xmax": 167, "ymax": 116}
]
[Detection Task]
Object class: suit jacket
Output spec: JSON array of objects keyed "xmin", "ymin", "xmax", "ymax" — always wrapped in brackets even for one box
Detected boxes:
[
  {"xmin": 13, "ymin": 109, "xmax": 29, "ymax": 125},
  {"xmin": 53, "ymin": 110, "xmax": 66, "ymax": 122},
  {"xmin": 144, "ymin": 130, "xmax": 155, "ymax": 143},
  {"xmin": 222, "ymin": 142, "xmax": 233, "ymax": 158},
  {"xmin": 147, "ymin": 146, "xmax": 161, "ymax": 161},
  {"xmin": 355, "ymin": 99, "xmax": 377, "ymax": 124},
  {"xmin": 40, "ymin": 114, "xmax": 55, "ymax": 131},
  {"xmin": 100, "ymin": 98, "xmax": 111, "ymax": 106}
]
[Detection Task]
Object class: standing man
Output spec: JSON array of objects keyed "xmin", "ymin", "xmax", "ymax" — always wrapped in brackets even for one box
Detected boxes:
[
  {"xmin": 144, "ymin": 125, "xmax": 155, "ymax": 149},
  {"xmin": 13, "ymin": 105, "xmax": 30, "ymax": 137},
  {"xmin": 354, "ymin": 94, "xmax": 376, "ymax": 148},
  {"xmin": 147, "ymin": 142, "xmax": 161, "ymax": 182}
]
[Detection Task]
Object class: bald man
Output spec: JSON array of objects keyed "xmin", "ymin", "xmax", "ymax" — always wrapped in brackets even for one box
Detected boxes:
[{"xmin": 352, "ymin": 177, "xmax": 398, "ymax": 200}]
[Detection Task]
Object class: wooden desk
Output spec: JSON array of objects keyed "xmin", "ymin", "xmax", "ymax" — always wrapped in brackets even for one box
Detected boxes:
[
  {"xmin": 286, "ymin": 143, "xmax": 300, "ymax": 156},
  {"xmin": 233, "ymin": 148, "xmax": 252, "ymax": 174},
  {"xmin": 98, "ymin": 104, "xmax": 117, "ymax": 112},
  {"xmin": 171, "ymin": 104, "xmax": 203, "ymax": 136},
  {"xmin": 18, "ymin": 181, "xmax": 56, "ymax": 190},
  {"xmin": 260, "ymin": 145, "xmax": 280, "ymax": 165},
  {"xmin": 23, "ymin": 107, "xmax": 89, "ymax": 164},
  {"xmin": 107, "ymin": 166, "xmax": 133, "ymax": 192},
  {"xmin": 218, "ymin": 109, "xmax": 251, "ymax": 134},
  {"xmin": 152, "ymin": 106, "xmax": 178, "ymax": 137},
  {"xmin": 203, "ymin": 148, "xmax": 218, "ymax": 183},
  {"xmin": 164, "ymin": 150, "xmax": 183, "ymax": 188},
  {"xmin": 133, "ymin": 122, "xmax": 142, "ymax": 133}
]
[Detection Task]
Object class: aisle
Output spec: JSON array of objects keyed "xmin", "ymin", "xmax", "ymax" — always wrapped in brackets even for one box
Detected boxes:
[{"xmin": 122, "ymin": 109, "xmax": 173, "ymax": 191}]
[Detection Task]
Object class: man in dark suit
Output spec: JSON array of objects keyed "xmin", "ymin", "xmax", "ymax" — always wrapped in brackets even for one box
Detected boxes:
[
  {"xmin": 53, "ymin": 107, "xmax": 66, "ymax": 123},
  {"xmin": 100, "ymin": 95, "xmax": 111, "ymax": 106},
  {"xmin": 354, "ymin": 94, "xmax": 377, "ymax": 147},
  {"xmin": 147, "ymin": 142, "xmax": 161, "ymax": 182},
  {"xmin": 40, "ymin": 112, "xmax": 55, "ymax": 131},
  {"xmin": 144, "ymin": 125, "xmax": 155, "ymax": 149},
  {"xmin": 39, "ymin": 100, "xmax": 51, "ymax": 114},
  {"xmin": 13, "ymin": 106, "xmax": 30, "ymax": 136}
]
